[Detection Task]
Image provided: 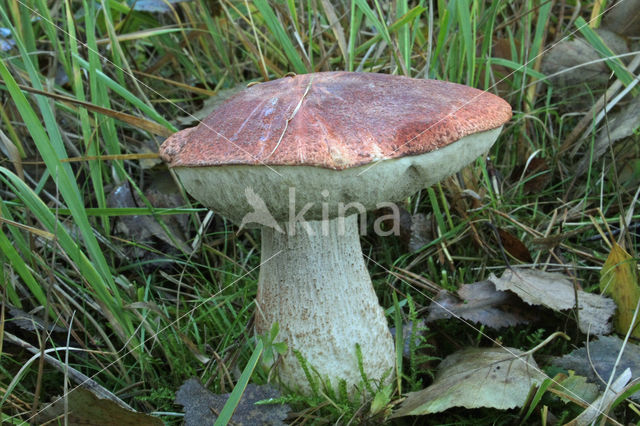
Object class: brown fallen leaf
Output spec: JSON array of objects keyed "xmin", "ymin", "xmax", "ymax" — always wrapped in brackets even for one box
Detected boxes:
[
  {"xmin": 426, "ymin": 280, "xmax": 534, "ymax": 329},
  {"xmin": 175, "ymin": 378, "xmax": 290, "ymax": 426},
  {"xmin": 391, "ymin": 346, "xmax": 547, "ymax": 417},
  {"xmin": 36, "ymin": 387, "xmax": 162, "ymax": 426},
  {"xmin": 509, "ymin": 157, "xmax": 551, "ymax": 194},
  {"xmin": 490, "ymin": 268, "xmax": 616, "ymax": 335},
  {"xmin": 495, "ymin": 228, "xmax": 533, "ymax": 263}
]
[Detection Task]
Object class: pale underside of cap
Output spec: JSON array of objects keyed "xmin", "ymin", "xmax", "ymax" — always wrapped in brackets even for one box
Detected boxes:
[{"xmin": 174, "ymin": 127, "xmax": 502, "ymax": 222}]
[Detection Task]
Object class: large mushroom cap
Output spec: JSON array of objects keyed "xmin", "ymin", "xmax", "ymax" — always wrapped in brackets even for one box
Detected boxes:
[
  {"xmin": 161, "ymin": 71, "xmax": 511, "ymax": 170},
  {"xmin": 160, "ymin": 72, "xmax": 511, "ymax": 222}
]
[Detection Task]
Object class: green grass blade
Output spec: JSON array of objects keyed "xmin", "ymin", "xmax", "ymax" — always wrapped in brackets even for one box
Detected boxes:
[
  {"xmin": 392, "ymin": 293, "xmax": 403, "ymax": 395},
  {"xmin": 477, "ymin": 1, "xmax": 499, "ymax": 88},
  {"xmin": 487, "ymin": 57, "xmax": 547, "ymax": 81},
  {"xmin": 16, "ymin": 3, "xmax": 37, "ymax": 68},
  {"xmin": 65, "ymin": 0, "xmax": 108, "ymax": 230},
  {"xmin": 455, "ymin": 0, "xmax": 475, "ymax": 84},
  {"xmin": 528, "ymin": 0, "xmax": 552, "ymax": 64},
  {"xmin": 396, "ymin": 0, "xmax": 410, "ymax": 72},
  {"xmin": 431, "ymin": 7, "xmax": 450, "ymax": 75},
  {"xmin": 520, "ymin": 377, "xmax": 553, "ymax": 424},
  {"xmin": 354, "ymin": 5, "xmax": 425, "ymax": 57},
  {"xmin": 74, "ymin": 54, "xmax": 177, "ymax": 132},
  {"xmin": 0, "ymin": 11, "xmax": 138, "ymax": 347},
  {"xmin": 252, "ymin": 0, "xmax": 307, "ymax": 74},
  {"xmin": 201, "ymin": 6, "xmax": 232, "ymax": 70},
  {"xmin": 0, "ymin": 224, "xmax": 45, "ymax": 308},
  {"xmin": 427, "ymin": 187, "xmax": 446, "ymax": 234},
  {"xmin": 347, "ymin": 2, "xmax": 363, "ymax": 71},
  {"xmin": 85, "ymin": 0, "xmax": 125, "ymax": 182},
  {"xmin": 353, "ymin": 0, "xmax": 395, "ymax": 58},
  {"xmin": 34, "ymin": 0, "xmax": 71, "ymax": 78},
  {"xmin": 214, "ymin": 339, "xmax": 264, "ymax": 425},
  {"xmin": 0, "ymin": 28, "xmax": 107, "ymax": 276},
  {"xmin": 0, "ymin": 167, "xmax": 135, "ymax": 343},
  {"xmin": 575, "ymin": 17, "xmax": 636, "ymax": 92}
]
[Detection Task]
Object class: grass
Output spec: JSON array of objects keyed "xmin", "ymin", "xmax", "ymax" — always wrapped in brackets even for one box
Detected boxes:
[{"xmin": 1, "ymin": 0, "xmax": 639, "ymax": 424}]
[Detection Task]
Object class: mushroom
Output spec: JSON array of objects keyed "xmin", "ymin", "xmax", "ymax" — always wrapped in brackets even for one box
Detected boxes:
[{"xmin": 160, "ymin": 72, "xmax": 512, "ymax": 394}]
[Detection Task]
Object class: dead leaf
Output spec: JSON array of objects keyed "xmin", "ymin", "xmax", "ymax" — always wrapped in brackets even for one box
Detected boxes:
[
  {"xmin": 319, "ymin": 0, "xmax": 348, "ymax": 63},
  {"xmin": 175, "ymin": 378, "xmax": 290, "ymax": 426},
  {"xmin": 576, "ymin": 95, "xmax": 640, "ymax": 176},
  {"xmin": 426, "ymin": 281, "xmax": 533, "ymax": 328},
  {"xmin": 391, "ymin": 347, "xmax": 547, "ymax": 417},
  {"xmin": 541, "ymin": 29, "xmax": 628, "ymax": 106},
  {"xmin": 0, "ymin": 128, "xmax": 23, "ymax": 179},
  {"xmin": 127, "ymin": 137, "xmax": 163, "ymax": 169},
  {"xmin": 107, "ymin": 174, "xmax": 190, "ymax": 256},
  {"xmin": 496, "ymin": 228, "xmax": 533, "ymax": 263},
  {"xmin": 602, "ymin": 0, "xmax": 640, "ymax": 37},
  {"xmin": 408, "ymin": 213, "xmax": 431, "ymax": 252},
  {"xmin": 510, "ymin": 157, "xmax": 551, "ymax": 194},
  {"xmin": 490, "ymin": 269, "xmax": 616, "ymax": 335},
  {"xmin": 36, "ymin": 387, "xmax": 162, "ymax": 426},
  {"xmin": 139, "ymin": 172, "xmax": 190, "ymax": 238},
  {"xmin": 553, "ymin": 335, "xmax": 640, "ymax": 401},
  {"xmin": 542, "ymin": 38, "xmax": 608, "ymax": 88},
  {"xmin": 600, "ymin": 242, "xmax": 640, "ymax": 337}
]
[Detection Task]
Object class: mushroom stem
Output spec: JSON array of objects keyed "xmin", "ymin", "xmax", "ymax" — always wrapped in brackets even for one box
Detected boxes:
[{"xmin": 255, "ymin": 214, "xmax": 395, "ymax": 395}]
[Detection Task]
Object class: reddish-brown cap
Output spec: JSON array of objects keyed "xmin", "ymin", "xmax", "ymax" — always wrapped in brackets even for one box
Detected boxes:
[{"xmin": 160, "ymin": 72, "xmax": 511, "ymax": 170}]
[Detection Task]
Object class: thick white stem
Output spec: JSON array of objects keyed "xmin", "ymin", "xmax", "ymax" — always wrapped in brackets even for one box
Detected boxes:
[{"xmin": 256, "ymin": 214, "xmax": 395, "ymax": 394}]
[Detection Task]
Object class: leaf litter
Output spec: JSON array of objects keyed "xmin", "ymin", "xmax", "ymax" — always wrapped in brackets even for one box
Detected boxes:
[
  {"xmin": 175, "ymin": 378, "xmax": 290, "ymax": 426},
  {"xmin": 426, "ymin": 268, "xmax": 615, "ymax": 335},
  {"xmin": 391, "ymin": 346, "xmax": 547, "ymax": 417},
  {"xmin": 107, "ymin": 172, "xmax": 191, "ymax": 259},
  {"xmin": 415, "ymin": 267, "xmax": 619, "ymax": 418},
  {"xmin": 491, "ymin": 268, "xmax": 616, "ymax": 335},
  {"xmin": 426, "ymin": 280, "xmax": 535, "ymax": 328},
  {"xmin": 36, "ymin": 387, "xmax": 162, "ymax": 426},
  {"xmin": 553, "ymin": 335, "xmax": 640, "ymax": 401}
]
